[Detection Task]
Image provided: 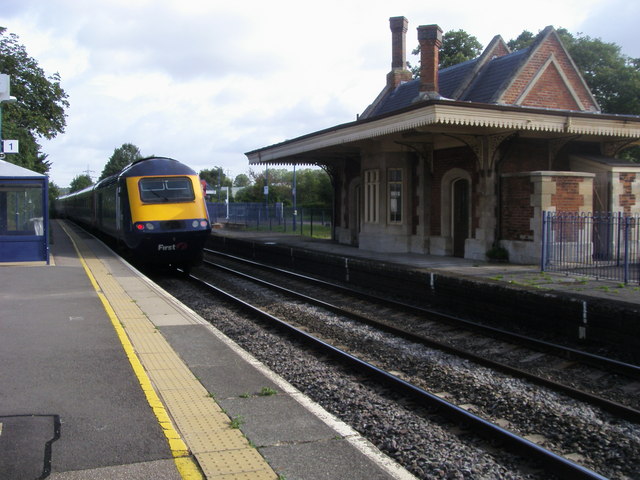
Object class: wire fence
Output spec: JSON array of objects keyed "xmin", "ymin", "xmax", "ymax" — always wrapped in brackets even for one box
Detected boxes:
[
  {"xmin": 541, "ymin": 212, "xmax": 640, "ymax": 284},
  {"xmin": 207, "ymin": 202, "xmax": 332, "ymax": 239}
]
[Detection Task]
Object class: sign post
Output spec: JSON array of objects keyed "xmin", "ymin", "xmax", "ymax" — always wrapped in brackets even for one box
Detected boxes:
[{"xmin": 0, "ymin": 74, "xmax": 18, "ymax": 157}]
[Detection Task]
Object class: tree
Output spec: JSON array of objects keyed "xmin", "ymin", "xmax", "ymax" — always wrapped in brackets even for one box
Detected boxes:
[
  {"xmin": 233, "ymin": 173, "xmax": 250, "ymax": 187},
  {"xmin": 0, "ymin": 28, "xmax": 69, "ymax": 174},
  {"xmin": 48, "ymin": 181, "xmax": 60, "ymax": 216},
  {"xmin": 99, "ymin": 143, "xmax": 142, "ymax": 180},
  {"xmin": 506, "ymin": 30, "xmax": 536, "ymax": 52},
  {"xmin": 409, "ymin": 29, "xmax": 483, "ymax": 76},
  {"xmin": 233, "ymin": 167, "xmax": 332, "ymax": 208},
  {"xmin": 293, "ymin": 169, "xmax": 332, "ymax": 208},
  {"xmin": 200, "ymin": 167, "xmax": 233, "ymax": 202},
  {"xmin": 69, "ymin": 174, "xmax": 93, "ymax": 193},
  {"xmin": 563, "ymin": 34, "xmax": 640, "ymax": 116},
  {"xmin": 199, "ymin": 167, "xmax": 232, "ymax": 189}
]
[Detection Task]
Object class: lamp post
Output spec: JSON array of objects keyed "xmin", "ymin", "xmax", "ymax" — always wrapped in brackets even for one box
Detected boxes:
[
  {"xmin": 0, "ymin": 74, "xmax": 18, "ymax": 157},
  {"xmin": 292, "ymin": 164, "xmax": 297, "ymax": 231}
]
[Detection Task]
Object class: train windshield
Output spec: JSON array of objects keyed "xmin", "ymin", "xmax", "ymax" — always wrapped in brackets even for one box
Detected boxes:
[{"xmin": 139, "ymin": 177, "xmax": 195, "ymax": 203}]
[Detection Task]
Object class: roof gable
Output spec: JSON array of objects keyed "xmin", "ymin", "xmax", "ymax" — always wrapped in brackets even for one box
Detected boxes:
[
  {"xmin": 361, "ymin": 25, "xmax": 600, "ymax": 119},
  {"xmin": 497, "ymin": 26, "xmax": 600, "ymax": 112},
  {"xmin": 516, "ymin": 60, "xmax": 582, "ymax": 110}
]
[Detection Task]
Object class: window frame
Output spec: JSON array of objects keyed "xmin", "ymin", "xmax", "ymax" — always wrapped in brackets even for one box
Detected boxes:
[
  {"xmin": 138, "ymin": 176, "xmax": 195, "ymax": 204},
  {"xmin": 387, "ymin": 168, "xmax": 403, "ymax": 224},
  {"xmin": 364, "ymin": 169, "xmax": 380, "ymax": 224}
]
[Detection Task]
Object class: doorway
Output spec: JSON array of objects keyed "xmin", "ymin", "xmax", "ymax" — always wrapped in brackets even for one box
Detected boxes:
[{"xmin": 452, "ymin": 178, "xmax": 469, "ymax": 257}]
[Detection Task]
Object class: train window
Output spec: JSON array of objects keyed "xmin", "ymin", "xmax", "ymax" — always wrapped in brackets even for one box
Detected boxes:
[{"xmin": 139, "ymin": 177, "xmax": 195, "ymax": 203}]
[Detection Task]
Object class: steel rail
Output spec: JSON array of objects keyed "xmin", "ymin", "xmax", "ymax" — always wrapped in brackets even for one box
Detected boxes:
[
  {"xmin": 186, "ymin": 269, "xmax": 609, "ymax": 480},
  {"xmin": 201, "ymin": 257, "xmax": 640, "ymax": 424},
  {"xmin": 203, "ymin": 248, "xmax": 640, "ymax": 379}
]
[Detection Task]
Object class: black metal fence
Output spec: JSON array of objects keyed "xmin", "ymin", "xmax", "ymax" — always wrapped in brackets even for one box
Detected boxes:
[
  {"xmin": 541, "ymin": 212, "xmax": 640, "ymax": 284},
  {"xmin": 207, "ymin": 202, "xmax": 332, "ymax": 239}
]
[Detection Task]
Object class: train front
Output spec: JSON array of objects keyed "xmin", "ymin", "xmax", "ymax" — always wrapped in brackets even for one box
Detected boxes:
[{"xmin": 123, "ymin": 159, "xmax": 211, "ymax": 267}]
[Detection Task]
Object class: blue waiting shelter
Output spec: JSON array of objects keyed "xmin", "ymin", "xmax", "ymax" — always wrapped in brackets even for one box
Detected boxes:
[{"xmin": 0, "ymin": 159, "xmax": 49, "ymax": 264}]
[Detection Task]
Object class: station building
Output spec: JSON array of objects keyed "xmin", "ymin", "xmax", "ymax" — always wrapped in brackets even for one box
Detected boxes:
[
  {"xmin": 245, "ymin": 17, "xmax": 640, "ymax": 264},
  {"xmin": 0, "ymin": 159, "xmax": 49, "ymax": 264}
]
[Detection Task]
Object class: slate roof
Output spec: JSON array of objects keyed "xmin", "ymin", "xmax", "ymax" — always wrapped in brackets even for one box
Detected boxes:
[
  {"xmin": 460, "ymin": 49, "xmax": 528, "ymax": 103},
  {"xmin": 363, "ymin": 44, "xmax": 532, "ymax": 118}
]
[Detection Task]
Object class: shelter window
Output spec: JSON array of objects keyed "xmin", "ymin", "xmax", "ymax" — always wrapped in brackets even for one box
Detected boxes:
[
  {"xmin": 388, "ymin": 168, "xmax": 402, "ymax": 224},
  {"xmin": 139, "ymin": 177, "xmax": 195, "ymax": 203},
  {"xmin": 0, "ymin": 184, "xmax": 44, "ymax": 235},
  {"xmin": 364, "ymin": 169, "xmax": 379, "ymax": 223}
]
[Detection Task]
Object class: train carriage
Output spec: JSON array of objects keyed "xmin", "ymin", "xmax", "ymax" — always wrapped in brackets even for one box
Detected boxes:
[{"xmin": 57, "ymin": 156, "xmax": 211, "ymax": 268}]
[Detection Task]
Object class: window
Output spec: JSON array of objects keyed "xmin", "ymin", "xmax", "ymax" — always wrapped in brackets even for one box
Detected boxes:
[
  {"xmin": 139, "ymin": 177, "xmax": 195, "ymax": 203},
  {"xmin": 364, "ymin": 170, "xmax": 379, "ymax": 223},
  {"xmin": 388, "ymin": 168, "xmax": 402, "ymax": 224},
  {"xmin": 0, "ymin": 184, "xmax": 44, "ymax": 235}
]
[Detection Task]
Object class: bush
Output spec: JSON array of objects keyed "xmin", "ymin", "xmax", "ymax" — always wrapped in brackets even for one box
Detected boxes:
[{"xmin": 486, "ymin": 245, "xmax": 509, "ymax": 261}]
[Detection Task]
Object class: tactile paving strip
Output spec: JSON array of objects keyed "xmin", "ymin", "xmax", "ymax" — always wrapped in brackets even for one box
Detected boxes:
[{"xmin": 62, "ymin": 222, "xmax": 277, "ymax": 480}]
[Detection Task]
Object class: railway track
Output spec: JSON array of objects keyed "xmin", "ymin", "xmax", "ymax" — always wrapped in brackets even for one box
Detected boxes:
[
  {"xmin": 150, "ymin": 253, "xmax": 640, "ymax": 479},
  {"xmin": 202, "ymin": 248, "xmax": 640, "ymax": 410}
]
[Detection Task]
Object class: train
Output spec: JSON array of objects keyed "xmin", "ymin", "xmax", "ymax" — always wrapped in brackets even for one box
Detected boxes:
[{"xmin": 56, "ymin": 156, "xmax": 211, "ymax": 269}]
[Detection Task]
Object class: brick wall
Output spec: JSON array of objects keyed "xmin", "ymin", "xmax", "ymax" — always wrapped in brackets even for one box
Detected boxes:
[
  {"xmin": 500, "ymin": 172, "xmax": 594, "ymax": 244},
  {"xmin": 551, "ymin": 176, "xmax": 586, "ymax": 212},
  {"xmin": 520, "ymin": 63, "xmax": 580, "ymax": 110},
  {"xmin": 501, "ymin": 176, "xmax": 534, "ymax": 240},
  {"xmin": 618, "ymin": 172, "xmax": 637, "ymax": 215},
  {"xmin": 501, "ymin": 32, "xmax": 597, "ymax": 111},
  {"xmin": 500, "ymin": 140, "xmax": 549, "ymax": 173}
]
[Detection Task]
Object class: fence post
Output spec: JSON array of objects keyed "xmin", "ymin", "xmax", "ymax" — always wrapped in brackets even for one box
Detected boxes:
[
  {"xmin": 541, "ymin": 211, "xmax": 549, "ymax": 271},
  {"xmin": 283, "ymin": 207, "xmax": 287, "ymax": 232},
  {"xmin": 624, "ymin": 215, "xmax": 630, "ymax": 284},
  {"xmin": 616, "ymin": 212, "xmax": 622, "ymax": 266}
]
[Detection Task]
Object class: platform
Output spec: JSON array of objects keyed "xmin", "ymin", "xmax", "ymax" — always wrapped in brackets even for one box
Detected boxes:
[
  {"xmin": 209, "ymin": 228, "xmax": 640, "ymax": 305},
  {"xmin": 0, "ymin": 220, "xmax": 413, "ymax": 480},
  {"xmin": 207, "ymin": 229, "xmax": 640, "ymax": 359}
]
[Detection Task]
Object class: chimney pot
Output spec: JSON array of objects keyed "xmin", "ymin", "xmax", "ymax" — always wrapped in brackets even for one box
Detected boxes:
[
  {"xmin": 389, "ymin": 16, "xmax": 408, "ymax": 70},
  {"xmin": 386, "ymin": 16, "xmax": 412, "ymax": 88},
  {"xmin": 417, "ymin": 24, "xmax": 443, "ymax": 97}
]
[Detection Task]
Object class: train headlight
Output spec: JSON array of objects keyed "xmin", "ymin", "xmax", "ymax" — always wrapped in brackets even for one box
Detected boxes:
[
  {"xmin": 200, "ymin": 220, "xmax": 209, "ymax": 228},
  {"xmin": 135, "ymin": 222, "xmax": 155, "ymax": 231},
  {"xmin": 192, "ymin": 220, "xmax": 199, "ymax": 228}
]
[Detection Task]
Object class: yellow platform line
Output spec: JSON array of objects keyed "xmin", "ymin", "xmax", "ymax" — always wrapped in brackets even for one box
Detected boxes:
[
  {"xmin": 60, "ymin": 222, "xmax": 277, "ymax": 480},
  {"xmin": 60, "ymin": 222, "xmax": 203, "ymax": 480}
]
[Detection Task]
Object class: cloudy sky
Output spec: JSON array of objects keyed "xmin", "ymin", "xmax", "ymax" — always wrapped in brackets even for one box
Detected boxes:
[{"xmin": 1, "ymin": 0, "xmax": 638, "ymax": 187}]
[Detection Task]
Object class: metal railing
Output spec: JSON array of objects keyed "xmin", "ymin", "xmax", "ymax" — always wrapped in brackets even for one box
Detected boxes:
[
  {"xmin": 207, "ymin": 202, "xmax": 332, "ymax": 239},
  {"xmin": 541, "ymin": 212, "xmax": 640, "ymax": 284}
]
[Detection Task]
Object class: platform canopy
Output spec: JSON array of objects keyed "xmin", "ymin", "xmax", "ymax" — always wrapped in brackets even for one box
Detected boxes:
[{"xmin": 0, "ymin": 159, "xmax": 49, "ymax": 264}]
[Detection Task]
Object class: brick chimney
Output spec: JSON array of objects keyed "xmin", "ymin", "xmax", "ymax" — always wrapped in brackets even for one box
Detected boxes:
[
  {"xmin": 386, "ymin": 16, "xmax": 413, "ymax": 88},
  {"xmin": 417, "ymin": 24, "xmax": 443, "ymax": 99}
]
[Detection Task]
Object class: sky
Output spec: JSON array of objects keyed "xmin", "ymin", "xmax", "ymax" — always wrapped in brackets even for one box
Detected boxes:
[{"xmin": 1, "ymin": 0, "xmax": 638, "ymax": 187}]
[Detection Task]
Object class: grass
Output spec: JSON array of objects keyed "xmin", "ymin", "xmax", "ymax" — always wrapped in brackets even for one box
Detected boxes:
[
  {"xmin": 248, "ymin": 222, "xmax": 332, "ymax": 239},
  {"xmin": 238, "ymin": 387, "xmax": 277, "ymax": 398},
  {"xmin": 230, "ymin": 415, "xmax": 244, "ymax": 429},
  {"xmin": 259, "ymin": 387, "xmax": 277, "ymax": 396}
]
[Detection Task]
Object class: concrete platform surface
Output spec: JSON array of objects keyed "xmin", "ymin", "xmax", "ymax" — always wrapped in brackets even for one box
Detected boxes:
[{"xmin": 0, "ymin": 220, "xmax": 414, "ymax": 480}]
